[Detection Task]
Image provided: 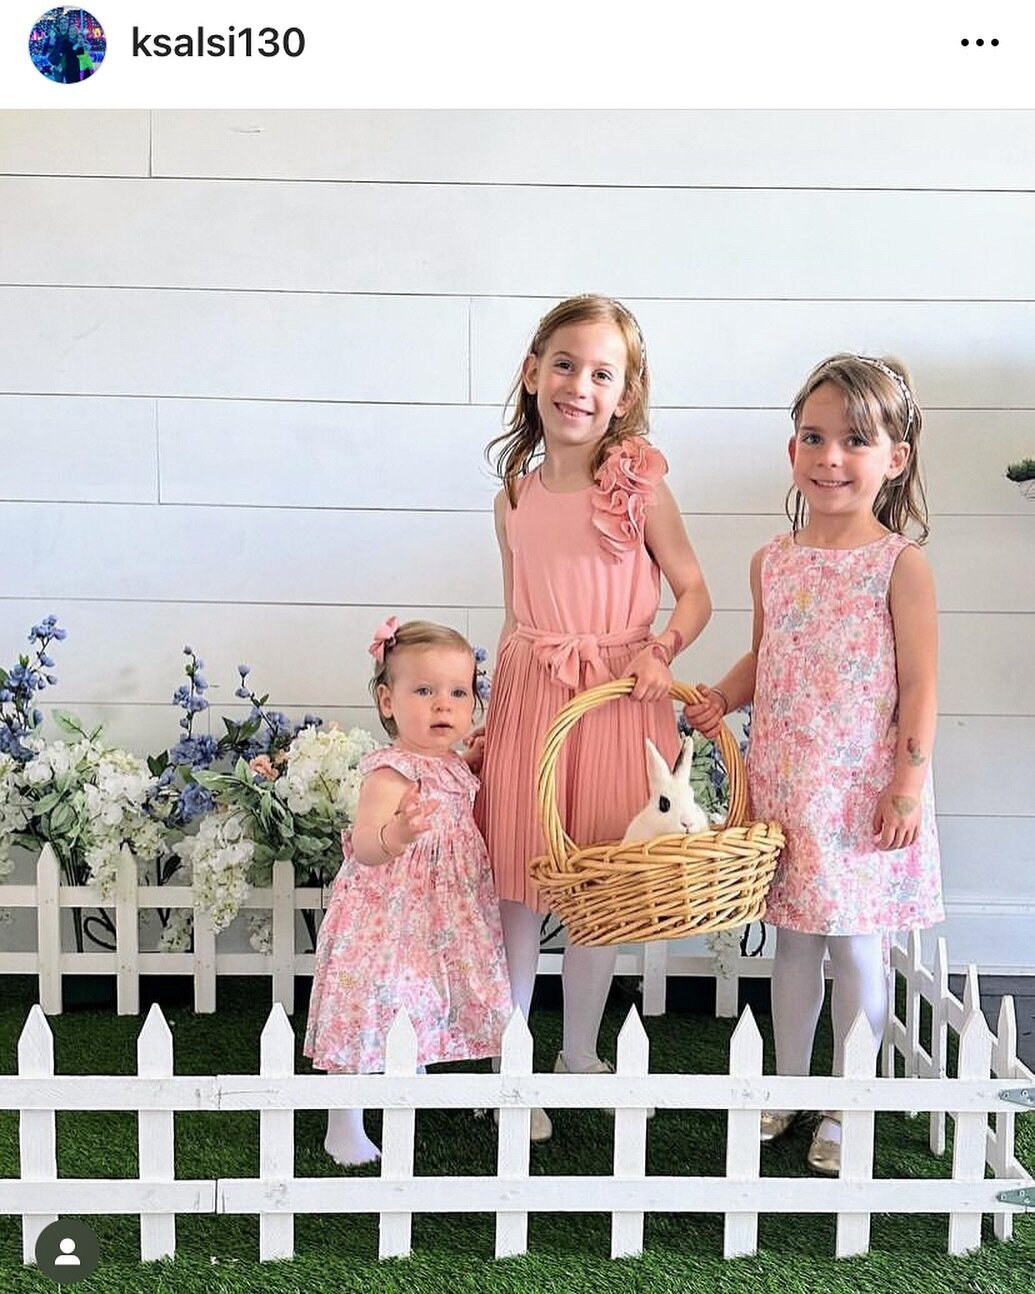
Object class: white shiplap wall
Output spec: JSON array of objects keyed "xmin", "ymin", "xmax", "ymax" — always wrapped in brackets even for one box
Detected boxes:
[{"xmin": 1, "ymin": 110, "xmax": 1032, "ymax": 970}]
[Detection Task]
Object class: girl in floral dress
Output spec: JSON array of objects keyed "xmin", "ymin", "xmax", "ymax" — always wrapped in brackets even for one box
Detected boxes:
[
  {"xmin": 684, "ymin": 354, "xmax": 943, "ymax": 1176},
  {"xmin": 304, "ymin": 619, "xmax": 512, "ymax": 1166},
  {"xmin": 475, "ymin": 295, "xmax": 712, "ymax": 1141}
]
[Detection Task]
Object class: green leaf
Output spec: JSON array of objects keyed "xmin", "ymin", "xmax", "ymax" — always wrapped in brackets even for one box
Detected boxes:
[
  {"xmin": 147, "ymin": 752, "xmax": 170, "ymax": 777},
  {"xmin": 53, "ymin": 711, "xmax": 91, "ymax": 738}
]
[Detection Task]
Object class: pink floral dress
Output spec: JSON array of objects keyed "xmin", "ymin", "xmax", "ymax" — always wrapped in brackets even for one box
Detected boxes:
[
  {"xmin": 304, "ymin": 746, "xmax": 512, "ymax": 1073},
  {"xmin": 747, "ymin": 532, "xmax": 943, "ymax": 935}
]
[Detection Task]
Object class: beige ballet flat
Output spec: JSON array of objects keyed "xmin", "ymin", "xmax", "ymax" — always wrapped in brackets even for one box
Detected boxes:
[
  {"xmin": 759, "ymin": 1109, "xmax": 800, "ymax": 1143},
  {"xmin": 806, "ymin": 1111, "xmax": 842, "ymax": 1176},
  {"xmin": 554, "ymin": 1052, "xmax": 655, "ymax": 1119},
  {"xmin": 491, "ymin": 1103, "xmax": 553, "ymax": 1142}
]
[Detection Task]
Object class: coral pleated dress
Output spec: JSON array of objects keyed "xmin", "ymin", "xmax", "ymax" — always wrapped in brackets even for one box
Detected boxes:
[
  {"xmin": 747, "ymin": 532, "xmax": 943, "ymax": 935},
  {"xmin": 475, "ymin": 439, "xmax": 681, "ymax": 913},
  {"xmin": 304, "ymin": 746, "xmax": 512, "ymax": 1073}
]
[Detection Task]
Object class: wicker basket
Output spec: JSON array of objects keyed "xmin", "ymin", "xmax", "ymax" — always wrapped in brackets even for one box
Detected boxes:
[{"xmin": 528, "ymin": 678, "xmax": 785, "ymax": 946}]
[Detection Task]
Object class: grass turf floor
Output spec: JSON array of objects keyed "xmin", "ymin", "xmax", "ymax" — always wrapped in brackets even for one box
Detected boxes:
[{"xmin": 1, "ymin": 974, "xmax": 1032, "ymax": 1294}]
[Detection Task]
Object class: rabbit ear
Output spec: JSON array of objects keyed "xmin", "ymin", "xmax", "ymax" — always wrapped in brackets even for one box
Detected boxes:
[
  {"xmin": 644, "ymin": 738, "xmax": 672, "ymax": 791},
  {"xmin": 671, "ymin": 734, "xmax": 694, "ymax": 778}
]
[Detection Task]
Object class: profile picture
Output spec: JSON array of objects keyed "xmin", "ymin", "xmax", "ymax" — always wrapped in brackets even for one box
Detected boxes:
[{"xmin": 28, "ymin": 7, "xmax": 106, "ymax": 84}]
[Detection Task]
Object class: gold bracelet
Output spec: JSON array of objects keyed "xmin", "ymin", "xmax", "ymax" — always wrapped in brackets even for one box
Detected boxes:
[{"xmin": 378, "ymin": 819, "xmax": 402, "ymax": 858}]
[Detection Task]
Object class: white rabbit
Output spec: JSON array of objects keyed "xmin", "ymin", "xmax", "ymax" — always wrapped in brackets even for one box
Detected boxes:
[{"xmin": 621, "ymin": 736, "xmax": 709, "ymax": 844}]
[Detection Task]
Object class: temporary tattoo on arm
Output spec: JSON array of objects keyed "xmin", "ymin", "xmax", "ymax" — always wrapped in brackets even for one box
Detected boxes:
[
  {"xmin": 891, "ymin": 794, "xmax": 919, "ymax": 818},
  {"xmin": 906, "ymin": 737, "xmax": 926, "ymax": 767}
]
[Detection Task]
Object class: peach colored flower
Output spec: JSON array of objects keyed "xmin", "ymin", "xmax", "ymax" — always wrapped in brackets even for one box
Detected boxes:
[{"xmin": 249, "ymin": 755, "xmax": 278, "ymax": 782}]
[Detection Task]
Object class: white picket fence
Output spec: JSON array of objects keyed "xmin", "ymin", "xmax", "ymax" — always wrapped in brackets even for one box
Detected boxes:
[
  {"xmin": 3, "ymin": 845, "xmax": 772, "ymax": 1017},
  {"xmin": 2, "ymin": 977, "xmax": 1032, "ymax": 1270}
]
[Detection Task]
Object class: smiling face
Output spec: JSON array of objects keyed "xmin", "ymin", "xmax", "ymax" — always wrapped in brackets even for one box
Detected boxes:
[
  {"xmin": 376, "ymin": 645, "xmax": 476, "ymax": 756},
  {"xmin": 790, "ymin": 381, "xmax": 910, "ymax": 520},
  {"xmin": 522, "ymin": 321, "xmax": 630, "ymax": 453}
]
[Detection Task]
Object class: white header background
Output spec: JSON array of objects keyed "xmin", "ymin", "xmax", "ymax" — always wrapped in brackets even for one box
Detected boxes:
[{"xmin": 1, "ymin": 1, "xmax": 1034, "ymax": 108}]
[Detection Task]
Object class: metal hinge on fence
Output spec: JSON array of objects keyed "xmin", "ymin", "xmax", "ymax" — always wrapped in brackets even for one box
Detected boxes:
[
  {"xmin": 999, "ymin": 1086, "xmax": 1035, "ymax": 1109},
  {"xmin": 996, "ymin": 1187, "xmax": 1035, "ymax": 1209}
]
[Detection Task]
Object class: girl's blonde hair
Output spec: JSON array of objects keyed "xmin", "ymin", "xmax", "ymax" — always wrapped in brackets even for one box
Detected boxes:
[
  {"xmin": 488, "ymin": 295, "xmax": 651, "ymax": 506},
  {"xmin": 370, "ymin": 620, "xmax": 478, "ymax": 737},
  {"xmin": 788, "ymin": 353, "xmax": 930, "ymax": 543}
]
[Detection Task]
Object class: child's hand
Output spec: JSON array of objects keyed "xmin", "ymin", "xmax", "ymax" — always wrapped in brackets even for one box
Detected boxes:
[
  {"xmin": 386, "ymin": 780, "xmax": 439, "ymax": 850},
  {"xmin": 462, "ymin": 726, "xmax": 486, "ymax": 775},
  {"xmin": 627, "ymin": 647, "xmax": 672, "ymax": 702},
  {"xmin": 872, "ymin": 785, "xmax": 922, "ymax": 851},
  {"xmin": 682, "ymin": 685, "xmax": 726, "ymax": 741}
]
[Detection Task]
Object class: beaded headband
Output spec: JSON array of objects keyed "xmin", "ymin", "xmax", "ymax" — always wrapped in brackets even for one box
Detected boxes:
[
  {"xmin": 856, "ymin": 355, "xmax": 916, "ymax": 432},
  {"xmin": 534, "ymin": 295, "xmax": 647, "ymax": 380}
]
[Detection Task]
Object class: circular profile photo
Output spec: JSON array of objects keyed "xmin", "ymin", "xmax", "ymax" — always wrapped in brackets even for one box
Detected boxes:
[{"xmin": 29, "ymin": 7, "xmax": 106, "ymax": 84}]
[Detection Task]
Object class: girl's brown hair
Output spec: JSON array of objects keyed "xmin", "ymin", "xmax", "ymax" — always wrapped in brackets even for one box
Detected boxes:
[
  {"xmin": 370, "ymin": 620, "xmax": 478, "ymax": 737},
  {"xmin": 487, "ymin": 295, "xmax": 651, "ymax": 506},
  {"xmin": 787, "ymin": 353, "xmax": 930, "ymax": 543}
]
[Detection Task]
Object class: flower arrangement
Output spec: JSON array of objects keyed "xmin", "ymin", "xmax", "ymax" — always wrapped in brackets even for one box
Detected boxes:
[{"xmin": 184, "ymin": 724, "xmax": 376, "ymax": 936}]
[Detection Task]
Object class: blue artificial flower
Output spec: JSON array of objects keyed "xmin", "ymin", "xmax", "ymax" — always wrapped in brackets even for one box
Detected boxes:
[
  {"xmin": 31, "ymin": 709, "xmax": 43, "ymax": 727},
  {"xmin": 302, "ymin": 713, "xmax": 323, "ymax": 729},
  {"xmin": 193, "ymin": 674, "xmax": 209, "ymax": 691},
  {"xmin": 172, "ymin": 684, "xmax": 191, "ymax": 708},
  {"xmin": 45, "ymin": 675, "xmax": 58, "ymax": 686},
  {"xmin": 237, "ymin": 664, "xmax": 251, "ymax": 678},
  {"xmin": 474, "ymin": 646, "xmax": 488, "ymax": 662},
  {"xmin": 52, "ymin": 628, "xmax": 67, "ymax": 640},
  {"xmin": 234, "ymin": 687, "xmax": 250, "ymax": 699},
  {"xmin": 183, "ymin": 644, "xmax": 193, "ymax": 655},
  {"xmin": 39, "ymin": 654, "xmax": 55, "ymax": 668},
  {"xmin": 177, "ymin": 782, "xmax": 216, "ymax": 823},
  {"xmin": 169, "ymin": 734, "xmax": 219, "ymax": 768}
]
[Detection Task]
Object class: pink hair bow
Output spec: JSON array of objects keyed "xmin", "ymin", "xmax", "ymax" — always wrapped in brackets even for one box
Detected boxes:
[{"xmin": 368, "ymin": 615, "xmax": 399, "ymax": 664}]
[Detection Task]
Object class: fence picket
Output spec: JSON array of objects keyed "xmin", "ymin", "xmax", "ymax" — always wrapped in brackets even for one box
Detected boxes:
[
  {"xmin": 380, "ymin": 1011, "xmax": 418, "ymax": 1260},
  {"xmin": 948, "ymin": 1011, "xmax": 993, "ymax": 1255},
  {"xmin": 929, "ymin": 939, "xmax": 949, "ymax": 1156},
  {"xmin": 903, "ymin": 931, "xmax": 922, "ymax": 1082},
  {"xmin": 835, "ymin": 1012, "xmax": 876, "ymax": 1258},
  {"xmin": 991, "ymin": 997, "xmax": 1018, "ymax": 1243},
  {"xmin": 18, "ymin": 1006, "xmax": 57, "ymax": 1264},
  {"xmin": 137, "ymin": 1004, "xmax": 175, "ymax": 1260},
  {"xmin": 641, "ymin": 941, "xmax": 667, "ymax": 1017},
  {"xmin": 724, "ymin": 1007, "xmax": 762, "ymax": 1258},
  {"xmin": 271, "ymin": 861, "xmax": 296, "ymax": 1014},
  {"xmin": 612, "ymin": 1008, "xmax": 650, "ymax": 1258},
  {"xmin": 192, "ymin": 904, "xmax": 217, "ymax": 1014},
  {"xmin": 35, "ymin": 845, "xmax": 61, "ymax": 1016},
  {"xmin": 258, "ymin": 1004, "xmax": 296, "ymax": 1261},
  {"xmin": 116, "ymin": 846, "xmax": 140, "ymax": 1016},
  {"xmin": 495, "ymin": 1010, "xmax": 533, "ymax": 1259}
]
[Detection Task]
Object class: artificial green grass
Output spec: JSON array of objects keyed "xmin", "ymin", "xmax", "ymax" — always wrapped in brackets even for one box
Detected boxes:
[{"xmin": 1, "ymin": 975, "xmax": 1032, "ymax": 1294}]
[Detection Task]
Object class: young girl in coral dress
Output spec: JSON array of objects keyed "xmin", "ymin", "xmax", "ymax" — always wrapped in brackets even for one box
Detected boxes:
[
  {"xmin": 475, "ymin": 295, "xmax": 712, "ymax": 1141},
  {"xmin": 684, "ymin": 354, "xmax": 943, "ymax": 1176},
  {"xmin": 304, "ymin": 619, "xmax": 512, "ymax": 1166}
]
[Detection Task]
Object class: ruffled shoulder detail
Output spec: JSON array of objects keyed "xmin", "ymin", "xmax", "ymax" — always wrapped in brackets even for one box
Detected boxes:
[
  {"xmin": 358, "ymin": 745, "xmax": 477, "ymax": 796},
  {"xmin": 590, "ymin": 437, "xmax": 668, "ymax": 562}
]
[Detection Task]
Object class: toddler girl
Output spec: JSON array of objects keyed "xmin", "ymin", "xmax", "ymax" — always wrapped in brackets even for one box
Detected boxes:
[{"xmin": 304, "ymin": 619, "xmax": 512, "ymax": 1165}]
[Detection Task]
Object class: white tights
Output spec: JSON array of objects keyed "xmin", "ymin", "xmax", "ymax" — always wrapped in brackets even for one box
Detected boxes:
[
  {"xmin": 499, "ymin": 899, "xmax": 617, "ymax": 1072},
  {"xmin": 324, "ymin": 1064, "xmax": 426, "ymax": 1167},
  {"xmin": 771, "ymin": 928, "xmax": 887, "ymax": 1142}
]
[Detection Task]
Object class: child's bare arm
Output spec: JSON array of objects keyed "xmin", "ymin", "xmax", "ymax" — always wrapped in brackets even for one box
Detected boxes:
[
  {"xmin": 351, "ymin": 767, "xmax": 438, "ymax": 866},
  {"xmin": 683, "ymin": 546, "xmax": 764, "ymax": 738},
  {"xmin": 873, "ymin": 545, "xmax": 938, "ymax": 850}
]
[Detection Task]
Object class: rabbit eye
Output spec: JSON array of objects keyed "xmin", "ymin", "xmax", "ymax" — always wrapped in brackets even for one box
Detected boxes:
[{"xmin": 658, "ymin": 796, "xmax": 670, "ymax": 813}]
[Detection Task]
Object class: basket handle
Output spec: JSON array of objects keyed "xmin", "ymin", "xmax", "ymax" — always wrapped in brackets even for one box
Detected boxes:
[{"xmin": 536, "ymin": 678, "xmax": 749, "ymax": 869}]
